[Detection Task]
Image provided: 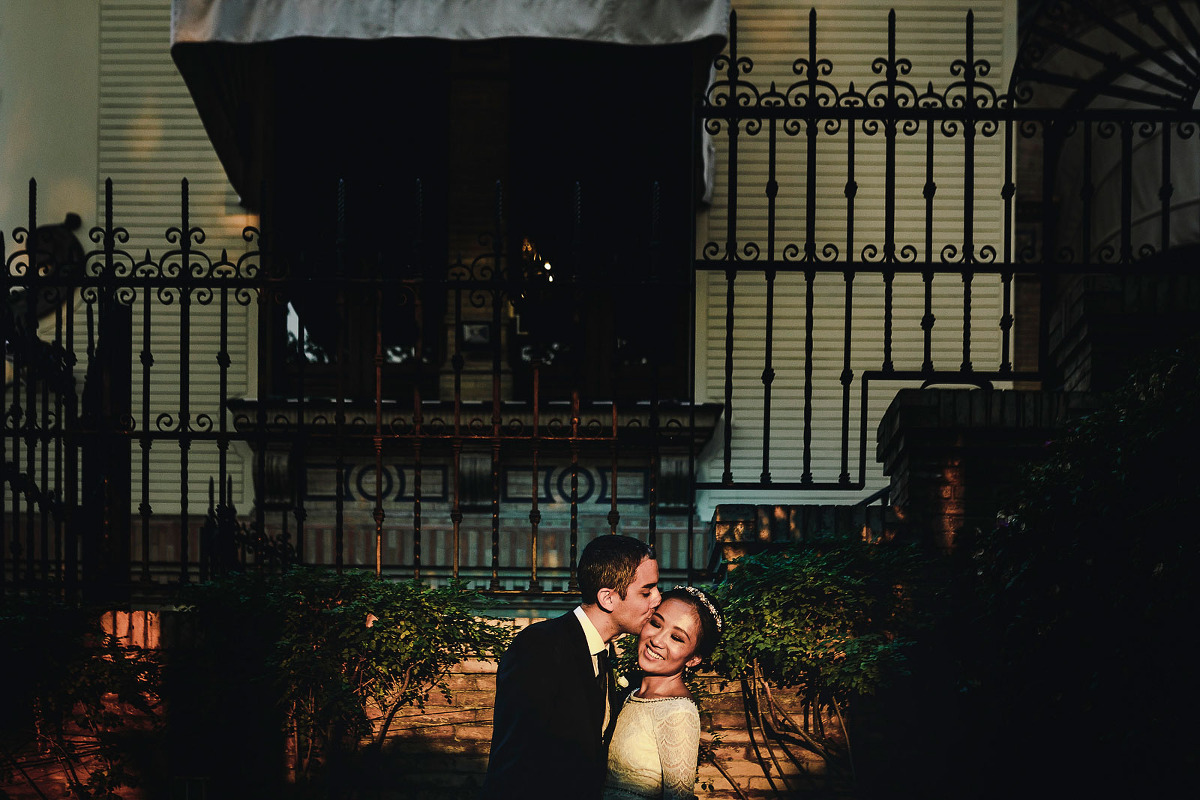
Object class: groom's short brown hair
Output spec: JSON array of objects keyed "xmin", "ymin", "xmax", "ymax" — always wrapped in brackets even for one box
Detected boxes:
[{"xmin": 577, "ymin": 535, "xmax": 655, "ymax": 604}]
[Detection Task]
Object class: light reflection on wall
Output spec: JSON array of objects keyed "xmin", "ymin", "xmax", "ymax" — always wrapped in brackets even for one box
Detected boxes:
[{"xmin": 939, "ymin": 454, "xmax": 964, "ymax": 551}]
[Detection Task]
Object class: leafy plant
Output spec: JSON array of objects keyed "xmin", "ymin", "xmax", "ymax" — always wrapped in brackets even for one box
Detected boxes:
[
  {"xmin": 706, "ymin": 539, "xmax": 924, "ymax": 796},
  {"xmin": 178, "ymin": 568, "xmax": 513, "ymax": 793},
  {"xmin": 712, "ymin": 543, "xmax": 918, "ymax": 699},
  {"xmin": 0, "ymin": 598, "xmax": 161, "ymax": 800}
]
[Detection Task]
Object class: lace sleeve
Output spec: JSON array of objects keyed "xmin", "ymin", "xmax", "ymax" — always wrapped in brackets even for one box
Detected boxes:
[{"xmin": 652, "ymin": 699, "xmax": 701, "ymax": 800}]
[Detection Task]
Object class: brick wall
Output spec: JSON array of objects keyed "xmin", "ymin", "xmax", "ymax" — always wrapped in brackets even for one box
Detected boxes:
[
  {"xmin": 382, "ymin": 655, "xmax": 835, "ymax": 799},
  {"xmin": 90, "ymin": 611, "xmax": 837, "ymax": 799}
]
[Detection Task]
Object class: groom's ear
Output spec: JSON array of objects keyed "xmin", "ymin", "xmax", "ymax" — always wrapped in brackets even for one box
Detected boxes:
[{"xmin": 595, "ymin": 587, "xmax": 618, "ymax": 612}]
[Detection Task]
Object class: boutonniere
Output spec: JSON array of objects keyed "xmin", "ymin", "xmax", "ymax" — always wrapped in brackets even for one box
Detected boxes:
[{"xmin": 614, "ymin": 671, "xmax": 629, "ymax": 690}]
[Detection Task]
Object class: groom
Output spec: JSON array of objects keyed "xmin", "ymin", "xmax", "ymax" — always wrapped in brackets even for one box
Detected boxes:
[{"xmin": 481, "ymin": 534, "xmax": 661, "ymax": 800}]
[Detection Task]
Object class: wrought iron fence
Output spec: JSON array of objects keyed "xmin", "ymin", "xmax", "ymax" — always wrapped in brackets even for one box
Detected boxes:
[
  {"xmin": 2, "ymin": 174, "xmax": 716, "ymax": 600},
  {"xmin": 4, "ymin": 4, "xmax": 1200, "ymax": 599},
  {"xmin": 695, "ymin": 6, "xmax": 1200, "ymax": 494}
]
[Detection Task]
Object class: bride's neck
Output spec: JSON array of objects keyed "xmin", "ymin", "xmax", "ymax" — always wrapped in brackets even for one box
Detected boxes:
[{"xmin": 639, "ymin": 672, "xmax": 688, "ymax": 700}]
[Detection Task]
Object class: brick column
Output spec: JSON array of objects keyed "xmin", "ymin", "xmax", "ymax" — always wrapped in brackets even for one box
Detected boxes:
[{"xmin": 876, "ymin": 389, "xmax": 1099, "ymax": 551}]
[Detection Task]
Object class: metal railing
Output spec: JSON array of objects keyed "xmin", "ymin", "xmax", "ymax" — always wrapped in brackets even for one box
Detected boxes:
[
  {"xmin": 5, "ymin": 4, "xmax": 1200, "ymax": 599},
  {"xmin": 695, "ymin": 6, "xmax": 1200, "ymax": 493}
]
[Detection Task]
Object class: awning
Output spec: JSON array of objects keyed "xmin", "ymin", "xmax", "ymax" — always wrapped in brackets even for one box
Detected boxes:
[
  {"xmin": 172, "ymin": 0, "xmax": 731, "ymax": 48},
  {"xmin": 170, "ymin": 1, "xmax": 729, "ymax": 209}
]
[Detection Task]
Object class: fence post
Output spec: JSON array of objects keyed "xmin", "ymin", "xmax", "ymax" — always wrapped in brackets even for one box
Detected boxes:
[{"xmin": 80, "ymin": 178, "xmax": 132, "ymax": 601}]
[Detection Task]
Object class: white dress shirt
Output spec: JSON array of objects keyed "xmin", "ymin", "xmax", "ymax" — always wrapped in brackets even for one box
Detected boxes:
[{"xmin": 573, "ymin": 604, "xmax": 611, "ymax": 732}]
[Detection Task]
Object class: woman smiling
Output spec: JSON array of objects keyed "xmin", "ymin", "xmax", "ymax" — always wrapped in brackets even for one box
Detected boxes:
[{"xmin": 603, "ymin": 586, "xmax": 723, "ymax": 800}]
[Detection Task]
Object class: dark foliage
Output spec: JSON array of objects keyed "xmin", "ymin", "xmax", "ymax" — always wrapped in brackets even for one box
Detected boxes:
[
  {"xmin": 965, "ymin": 337, "xmax": 1200, "ymax": 796},
  {"xmin": 0, "ymin": 598, "xmax": 161, "ymax": 799}
]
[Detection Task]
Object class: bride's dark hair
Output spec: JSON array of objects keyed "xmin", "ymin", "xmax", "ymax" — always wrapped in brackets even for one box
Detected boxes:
[{"xmin": 661, "ymin": 586, "xmax": 723, "ymax": 660}]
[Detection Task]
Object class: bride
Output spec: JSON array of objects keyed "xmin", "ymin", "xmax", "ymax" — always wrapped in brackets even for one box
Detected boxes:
[{"xmin": 603, "ymin": 585, "xmax": 723, "ymax": 800}]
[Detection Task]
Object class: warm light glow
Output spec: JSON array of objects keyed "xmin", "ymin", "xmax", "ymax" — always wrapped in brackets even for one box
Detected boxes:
[{"xmin": 940, "ymin": 456, "xmax": 963, "ymax": 551}]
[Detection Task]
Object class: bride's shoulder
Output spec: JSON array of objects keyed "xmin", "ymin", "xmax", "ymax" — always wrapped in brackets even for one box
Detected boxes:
[{"xmin": 646, "ymin": 694, "xmax": 700, "ymax": 715}]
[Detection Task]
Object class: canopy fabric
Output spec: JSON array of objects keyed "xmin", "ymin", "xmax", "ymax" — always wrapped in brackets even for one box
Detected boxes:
[
  {"xmin": 171, "ymin": 0, "xmax": 730, "ymax": 48},
  {"xmin": 170, "ymin": 1, "xmax": 729, "ymax": 210}
]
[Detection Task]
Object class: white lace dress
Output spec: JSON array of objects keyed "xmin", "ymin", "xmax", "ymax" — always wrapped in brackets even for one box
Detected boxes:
[{"xmin": 602, "ymin": 691, "xmax": 701, "ymax": 800}]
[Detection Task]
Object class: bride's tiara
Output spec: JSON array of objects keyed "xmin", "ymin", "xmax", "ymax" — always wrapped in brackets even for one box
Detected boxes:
[{"xmin": 674, "ymin": 584, "xmax": 723, "ymax": 633}]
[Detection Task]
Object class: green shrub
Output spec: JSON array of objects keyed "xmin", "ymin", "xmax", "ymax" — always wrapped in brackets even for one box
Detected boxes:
[
  {"xmin": 178, "ymin": 569, "xmax": 513, "ymax": 790},
  {"xmin": 711, "ymin": 540, "xmax": 921, "ymax": 702}
]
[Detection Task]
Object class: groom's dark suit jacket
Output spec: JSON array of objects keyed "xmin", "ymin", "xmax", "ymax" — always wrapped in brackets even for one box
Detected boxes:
[{"xmin": 481, "ymin": 611, "xmax": 617, "ymax": 800}]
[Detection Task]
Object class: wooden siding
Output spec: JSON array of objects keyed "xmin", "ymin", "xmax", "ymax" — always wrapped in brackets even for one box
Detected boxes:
[
  {"xmin": 99, "ymin": 0, "xmax": 256, "ymax": 515},
  {"xmin": 695, "ymin": 0, "xmax": 1017, "ymax": 513}
]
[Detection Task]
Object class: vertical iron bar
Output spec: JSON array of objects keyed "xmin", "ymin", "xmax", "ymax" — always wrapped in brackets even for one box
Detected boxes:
[
  {"xmin": 721, "ymin": 266, "xmax": 736, "ymax": 486},
  {"xmin": 922, "ymin": 111, "xmax": 936, "ymax": 373},
  {"xmin": 528, "ymin": 362, "xmax": 542, "ymax": 591},
  {"xmin": 1160, "ymin": 122, "xmax": 1173, "ymax": 252},
  {"xmin": 606, "ymin": 180, "xmax": 622, "ymax": 537},
  {"xmin": 411, "ymin": 288, "xmax": 424, "ymax": 582},
  {"xmin": 1082, "ymin": 122, "xmax": 1094, "ymax": 260},
  {"xmin": 761, "ymin": 108, "xmax": 778, "ymax": 485},
  {"xmin": 204, "ymin": 478, "xmax": 214, "ymax": 579},
  {"xmin": 140, "ymin": 249, "xmax": 153, "ymax": 583},
  {"xmin": 178, "ymin": 179, "xmax": 193, "ymax": 583},
  {"xmin": 802, "ymin": 267, "xmax": 815, "ymax": 485},
  {"xmin": 333, "ymin": 179, "xmax": 347, "ymax": 573},
  {"xmin": 840, "ymin": 119, "xmax": 858, "ymax": 485},
  {"xmin": 568, "ymin": 183, "xmax": 583, "ymax": 591},
  {"xmin": 1000, "ymin": 116, "xmax": 1015, "ymax": 373},
  {"xmin": 216, "ymin": 249, "xmax": 231, "ymax": 579},
  {"xmin": 410, "ymin": 179, "xmax": 425, "ymax": 581},
  {"xmin": 450, "ymin": 255, "xmax": 465, "ymax": 582},
  {"xmin": 1120, "ymin": 120, "xmax": 1133, "ymax": 264},
  {"xmin": 961, "ymin": 276, "xmax": 974, "ymax": 372},
  {"xmin": 489, "ymin": 181, "xmax": 504, "ymax": 591},
  {"xmin": 52, "ymin": 269, "xmax": 66, "ymax": 583},
  {"xmin": 63, "ymin": 204, "xmax": 80, "ymax": 598},
  {"xmin": 568, "ymin": 390, "xmax": 580, "ymax": 593},
  {"xmin": 961, "ymin": 11, "xmax": 977, "ymax": 373},
  {"xmin": 608, "ymin": 399, "xmax": 619, "ymax": 535},
  {"xmin": 687, "ymin": 59, "xmax": 704, "ymax": 580},
  {"xmin": 647, "ymin": 182, "xmax": 661, "ymax": 551},
  {"xmin": 373, "ymin": 280, "xmax": 384, "ymax": 578},
  {"xmin": 801, "ymin": 51, "xmax": 818, "ymax": 484},
  {"xmin": 721, "ymin": 10, "xmax": 741, "ymax": 486},
  {"xmin": 648, "ymin": 394, "xmax": 660, "ymax": 552},
  {"xmin": 882, "ymin": 11, "xmax": 898, "ymax": 374},
  {"xmin": 21, "ymin": 180, "xmax": 37, "ymax": 588},
  {"xmin": 29, "ymin": 185, "xmax": 44, "ymax": 585},
  {"xmin": 80, "ymin": 269, "xmax": 95, "ymax": 591},
  {"xmin": 39, "ymin": 312, "xmax": 50, "ymax": 583}
]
